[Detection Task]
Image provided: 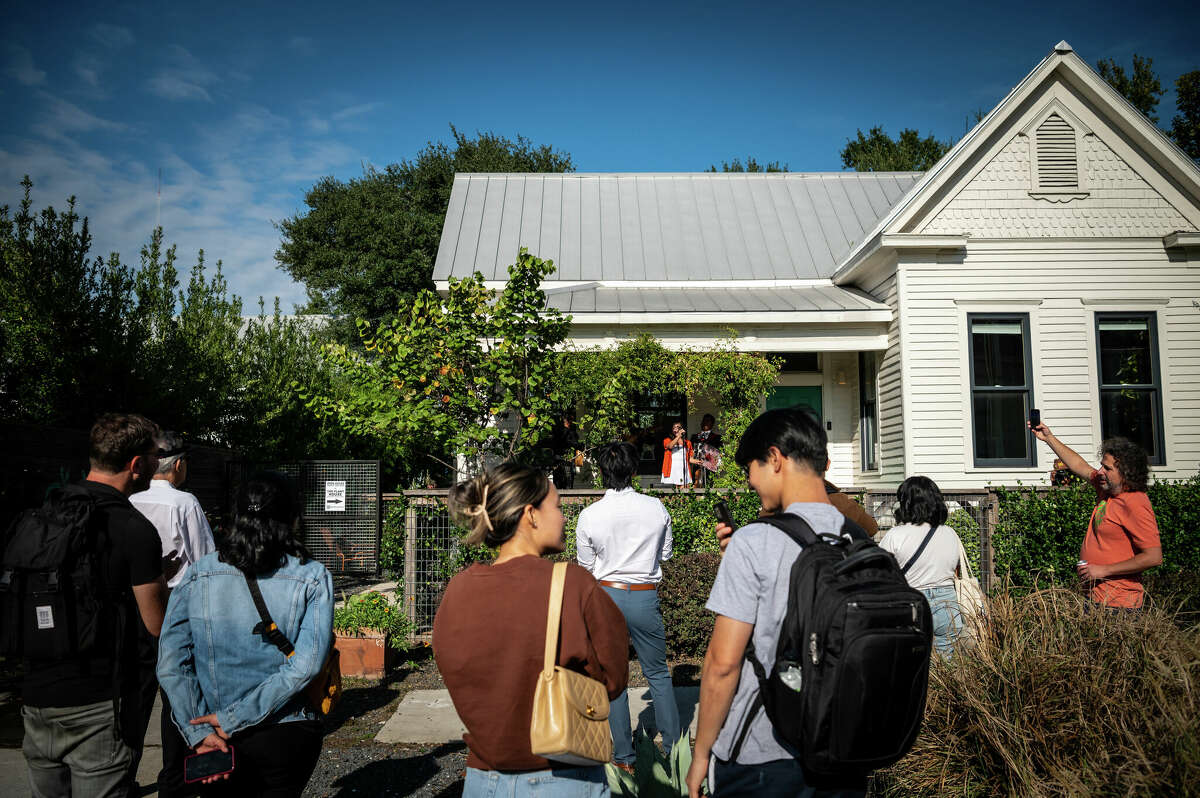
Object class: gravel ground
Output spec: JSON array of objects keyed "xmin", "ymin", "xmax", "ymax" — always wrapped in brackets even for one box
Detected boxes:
[{"xmin": 301, "ymin": 650, "xmax": 701, "ymax": 797}]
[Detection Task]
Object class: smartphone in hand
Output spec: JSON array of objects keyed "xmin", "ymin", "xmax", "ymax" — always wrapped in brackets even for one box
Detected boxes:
[
  {"xmin": 184, "ymin": 747, "xmax": 235, "ymax": 784},
  {"xmin": 714, "ymin": 500, "xmax": 734, "ymax": 529},
  {"xmin": 1029, "ymin": 408, "xmax": 1041, "ymax": 428}
]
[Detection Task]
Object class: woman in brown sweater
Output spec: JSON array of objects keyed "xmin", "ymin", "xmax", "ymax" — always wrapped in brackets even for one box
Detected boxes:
[{"xmin": 434, "ymin": 463, "xmax": 629, "ymax": 797}]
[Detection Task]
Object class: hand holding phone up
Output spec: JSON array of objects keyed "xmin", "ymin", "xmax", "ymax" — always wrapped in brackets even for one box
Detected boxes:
[{"xmin": 714, "ymin": 501, "xmax": 735, "ymax": 554}]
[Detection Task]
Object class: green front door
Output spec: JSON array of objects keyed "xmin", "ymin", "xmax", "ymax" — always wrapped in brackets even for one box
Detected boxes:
[{"xmin": 765, "ymin": 385, "xmax": 823, "ymax": 419}]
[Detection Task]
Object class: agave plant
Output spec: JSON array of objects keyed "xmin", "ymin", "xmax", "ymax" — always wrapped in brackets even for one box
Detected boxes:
[{"xmin": 607, "ymin": 730, "xmax": 692, "ymax": 797}]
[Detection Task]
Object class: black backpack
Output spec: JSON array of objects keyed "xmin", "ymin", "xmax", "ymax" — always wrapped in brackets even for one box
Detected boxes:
[
  {"xmin": 730, "ymin": 512, "xmax": 933, "ymax": 777},
  {"xmin": 0, "ymin": 485, "xmax": 124, "ymax": 660}
]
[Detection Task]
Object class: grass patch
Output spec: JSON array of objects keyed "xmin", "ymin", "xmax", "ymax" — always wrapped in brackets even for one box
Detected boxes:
[{"xmin": 876, "ymin": 587, "xmax": 1200, "ymax": 797}]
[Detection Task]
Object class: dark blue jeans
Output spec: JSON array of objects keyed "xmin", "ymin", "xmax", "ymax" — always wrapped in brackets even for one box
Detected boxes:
[
  {"xmin": 711, "ymin": 757, "xmax": 867, "ymax": 798},
  {"xmin": 601, "ymin": 586, "xmax": 682, "ymax": 763}
]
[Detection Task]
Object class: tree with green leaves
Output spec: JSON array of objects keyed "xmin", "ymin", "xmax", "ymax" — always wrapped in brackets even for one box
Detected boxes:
[
  {"xmin": 304, "ymin": 249, "xmax": 570, "ymax": 477},
  {"xmin": 1, "ymin": 177, "xmax": 354, "ymax": 463},
  {"xmin": 840, "ymin": 127, "xmax": 952, "ymax": 172},
  {"xmin": 275, "ymin": 127, "xmax": 573, "ymax": 341},
  {"xmin": 1171, "ymin": 71, "xmax": 1200, "ymax": 160},
  {"xmin": 1097, "ymin": 54, "xmax": 1165, "ymax": 122},
  {"xmin": 706, "ymin": 157, "xmax": 789, "ymax": 173}
]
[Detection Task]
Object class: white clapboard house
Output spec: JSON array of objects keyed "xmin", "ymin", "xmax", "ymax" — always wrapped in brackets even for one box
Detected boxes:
[{"xmin": 433, "ymin": 42, "xmax": 1200, "ymax": 489}]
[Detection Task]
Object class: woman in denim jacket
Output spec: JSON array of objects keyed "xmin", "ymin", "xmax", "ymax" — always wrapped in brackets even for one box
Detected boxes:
[
  {"xmin": 158, "ymin": 471, "xmax": 333, "ymax": 796},
  {"xmin": 878, "ymin": 476, "xmax": 965, "ymax": 657}
]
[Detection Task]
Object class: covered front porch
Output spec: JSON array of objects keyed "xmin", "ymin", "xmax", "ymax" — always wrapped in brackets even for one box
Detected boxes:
[{"xmin": 547, "ymin": 281, "xmax": 889, "ymax": 488}]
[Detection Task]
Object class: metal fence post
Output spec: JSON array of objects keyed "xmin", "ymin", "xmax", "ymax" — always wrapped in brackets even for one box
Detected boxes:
[
  {"xmin": 983, "ymin": 488, "xmax": 999, "ymax": 593},
  {"xmin": 404, "ymin": 502, "xmax": 418, "ymax": 629}
]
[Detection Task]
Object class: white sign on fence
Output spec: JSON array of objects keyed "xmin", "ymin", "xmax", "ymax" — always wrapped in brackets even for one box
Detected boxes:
[{"xmin": 324, "ymin": 480, "xmax": 347, "ymax": 512}]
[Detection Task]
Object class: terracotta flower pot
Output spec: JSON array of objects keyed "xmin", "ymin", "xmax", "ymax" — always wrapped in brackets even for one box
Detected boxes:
[{"xmin": 334, "ymin": 629, "xmax": 396, "ymax": 679}]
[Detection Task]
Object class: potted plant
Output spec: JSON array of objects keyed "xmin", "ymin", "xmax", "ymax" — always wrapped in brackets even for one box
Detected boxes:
[{"xmin": 332, "ymin": 591, "xmax": 411, "ymax": 679}]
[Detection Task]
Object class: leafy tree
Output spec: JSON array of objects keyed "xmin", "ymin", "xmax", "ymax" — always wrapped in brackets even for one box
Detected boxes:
[
  {"xmin": 275, "ymin": 127, "xmax": 573, "ymax": 341},
  {"xmin": 840, "ymin": 127, "xmax": 952, "ymax": 172},
  {"xmin": 706, "ymin": 157, "xmax": 789, "ymax": 173},
  {"xmin": 1170, "ymin": 71, "xmax": 1200, "ymax": 160},
  {"xmin": 1097, "ymin": 54, "xmax": 1165, "ymax": 123},
  {"xmin": 305, "ymin": 249, "xmax": 570, "ymax": 476},
  {"xmin": 1, "ymin": 177, "xmax": 352, "ymax": 463}
]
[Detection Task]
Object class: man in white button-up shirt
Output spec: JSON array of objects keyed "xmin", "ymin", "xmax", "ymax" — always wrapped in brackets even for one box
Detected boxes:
[
  {"xmin": 577, "ymin": 442, "xmax": 681, "ymax": 769},
  {"xmin": 130, "ymin": 431, "xmax": 215, "ymax": 797}
]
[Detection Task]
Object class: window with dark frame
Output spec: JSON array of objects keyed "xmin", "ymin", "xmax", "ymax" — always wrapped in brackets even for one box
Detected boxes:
[
  {"xmin": 858, "ymin": 352, "xmax": 879, "ymax": 471},
  {"xmin": 968, "ymin": 314, "xmax": 1036, "ymax": 467},
  {"xmin": 1095, "ymin": 313, "xmax": 1164, "ymax": 465}
]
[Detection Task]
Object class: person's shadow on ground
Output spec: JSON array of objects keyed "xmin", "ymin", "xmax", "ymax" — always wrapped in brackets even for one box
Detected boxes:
[{"xmin": 326, "ymin": 742, "xmax": 466, "ymax": 797}]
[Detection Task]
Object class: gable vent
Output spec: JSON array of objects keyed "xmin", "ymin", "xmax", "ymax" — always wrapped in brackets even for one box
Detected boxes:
[{"xmin": 1036, "ymin": 113, "xmax": 1078, "ymax": 189}]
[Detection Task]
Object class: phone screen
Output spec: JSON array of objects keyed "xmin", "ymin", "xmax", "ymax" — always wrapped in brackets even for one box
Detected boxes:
[
  {"xmin": 1029, "ymin": 408, "xmax": 1041, "ymax": 427},
  {"xmin": 184, "ymin": 748, "xmax": 234, "ymax": 783}
]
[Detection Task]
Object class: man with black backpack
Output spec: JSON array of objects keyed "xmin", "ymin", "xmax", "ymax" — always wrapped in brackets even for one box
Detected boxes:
[
  {"xmin": 4, "ymin": 414, "xmax": 169, "ymax": 798},
  {"xmin": 686, "ymin": 408, "xmax": 932, "ymax": 798}
]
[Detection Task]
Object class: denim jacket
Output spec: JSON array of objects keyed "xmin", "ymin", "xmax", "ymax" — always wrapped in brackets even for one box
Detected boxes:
[{"xmin": 157, "ymin": 552, "xmax": 333, "ymax": 748}]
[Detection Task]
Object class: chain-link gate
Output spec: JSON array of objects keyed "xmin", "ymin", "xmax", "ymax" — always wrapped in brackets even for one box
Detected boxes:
[{"xmin": 229, "ymin": 461, "xmax": 382, "ymax": 577}]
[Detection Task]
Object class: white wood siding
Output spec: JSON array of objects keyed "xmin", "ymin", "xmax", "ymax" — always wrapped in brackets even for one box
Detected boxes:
[
  {"xmin": 858, "ymin": 264, "xmax": 906, "ymax": 489},
  {"xmin": 898, "ymin": 241, "xmax": 1200, "ymax": 489}
]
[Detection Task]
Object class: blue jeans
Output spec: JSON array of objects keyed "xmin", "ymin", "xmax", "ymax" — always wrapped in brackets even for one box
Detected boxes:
[
  {"xmin": 711, "ymin": 757, "xmax": 866, "ymax": 797},
  {"xmin": 602, "ymin": 586, "xmax": 683, "ymax": 764},
  {"xmin": 22, "ymin": 700, "xmax": 135, "ymax": 798},
  {"xmin": 463, "ymin": 765, "xmax": 609, "ymax": 797},
  {"xmin": 922, "ymin": 585, "xmax": 962, "ymax": 657}
]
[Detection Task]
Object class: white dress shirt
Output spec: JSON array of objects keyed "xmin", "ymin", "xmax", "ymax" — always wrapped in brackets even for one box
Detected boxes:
[
  {"xmin": 131, "ymin": 479, "xmax": 216, "ymax": 588},
  {"xmin": 576, "ymin": 488, "xmax": 673, "ymax": 584}
]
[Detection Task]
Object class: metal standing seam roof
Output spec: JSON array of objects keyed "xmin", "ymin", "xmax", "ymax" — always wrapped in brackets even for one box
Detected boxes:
[{"xmin": 433, "ymin": 172, "xmax": 922, "ymax": 283}]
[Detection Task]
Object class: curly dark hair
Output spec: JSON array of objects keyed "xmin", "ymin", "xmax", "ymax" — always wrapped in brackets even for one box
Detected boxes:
[
  {"xmin": 894, "ymin": 476, "xmax": 948, "ymax": 528},
  {"xmin": 219, "ymin": 471, "xmax": 311, "ymax": 574},
  {"xmin": 1099, "ymin": 437, "xmax": 1150, "ymax": 493}
]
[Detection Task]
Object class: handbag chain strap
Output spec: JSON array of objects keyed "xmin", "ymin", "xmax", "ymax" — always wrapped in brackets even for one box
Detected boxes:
[{"xmin": 542, "ymin": 562, "xmax": 567, "ymax": 676}]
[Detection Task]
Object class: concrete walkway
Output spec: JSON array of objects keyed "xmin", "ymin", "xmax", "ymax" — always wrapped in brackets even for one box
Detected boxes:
[
  {"xmin": 378, "ymin": 686, "xmax": 701, "ymax": 744},
  {"xmin": 1, "ymin": 695, "xmax": 166, "ymax": 798}
]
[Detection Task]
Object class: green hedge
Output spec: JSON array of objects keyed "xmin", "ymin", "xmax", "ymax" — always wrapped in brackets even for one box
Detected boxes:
[{"xmin": 993, "ymin": 476, "xmax": 1200, "ymax": 587}]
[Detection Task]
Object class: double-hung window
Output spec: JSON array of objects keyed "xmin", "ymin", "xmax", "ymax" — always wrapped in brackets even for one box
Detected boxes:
[
  {"xmin": 859, "ymin": 352, "xmax": 879, "ymax": 471},
  {"xmin": 969, "ymin": 314, "xmax": 1036, "ymax": 467},
  {"xmin": 1095, "ymin": 313, "xmax": 1164, "ymax": 465}
]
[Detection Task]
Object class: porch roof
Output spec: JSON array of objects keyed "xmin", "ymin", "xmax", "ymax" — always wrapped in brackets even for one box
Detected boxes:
[{"xmin": 545, "ymin": 283, "xmax": 890, "ymax": 324}]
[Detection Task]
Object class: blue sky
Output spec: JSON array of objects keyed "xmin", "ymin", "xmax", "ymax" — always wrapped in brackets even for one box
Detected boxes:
[{"xmin": 2, "ymin": 0, "xmax": 1198, "ymax": 310}]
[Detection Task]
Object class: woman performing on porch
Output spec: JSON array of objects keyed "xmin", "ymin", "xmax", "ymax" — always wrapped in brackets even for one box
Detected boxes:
[{"xmin": 661, "ymin": 421, "xmax": 693, "ymax": 487}]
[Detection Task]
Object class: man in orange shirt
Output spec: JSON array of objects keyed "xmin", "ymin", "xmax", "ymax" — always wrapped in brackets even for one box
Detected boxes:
[{"xmin": 1030, "ymin": 420, "xmax": 1162, "ymax": 608}]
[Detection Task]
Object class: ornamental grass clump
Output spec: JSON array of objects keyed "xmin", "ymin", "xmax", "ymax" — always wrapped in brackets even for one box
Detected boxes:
[
  {"xmin": 876, "ymin": 587, "xmax": 1200, "ymax": 797},
  {"xmin": 333, "ymin": 590, "xmax": 414, "ymax": 651}
]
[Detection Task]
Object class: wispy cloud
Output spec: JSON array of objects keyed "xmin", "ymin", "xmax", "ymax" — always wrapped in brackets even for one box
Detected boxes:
[
  {"xmin": 30, "ymin": 92, "xmax": 126, "ymax": 142},
  {"xmin": 331, "ymin": 101, "xmax": 384, "ymax": 122},
  {"xmin": 288, "ymin": 36, "xmax": 316, "ymax": 56},
  {"xmin": 74, "ymin": 53, "xmax": 104, "ymax": 87},
  {"xmin": 146, "ymin": 45, "xmax": 219, "ymax": 103},
  {"xmin": 5, "ymin": 43, "xmax": 46, "ymax": 86},
  {"xmin": 89, "ymin": 23, "xmax": 134, "ymax": 49}
]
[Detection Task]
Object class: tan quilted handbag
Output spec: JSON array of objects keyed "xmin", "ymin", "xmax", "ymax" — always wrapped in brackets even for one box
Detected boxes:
[
  {"xmin": 529, "ymin": 562, "xmax": 613, "ymax": 766},
  {"xmin": 954, "ymin": 536, "xmax": 987, "ymax": 633}
]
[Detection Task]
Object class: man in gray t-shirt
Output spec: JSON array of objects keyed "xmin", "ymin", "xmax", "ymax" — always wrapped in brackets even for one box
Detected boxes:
[{"xmin": 686, "ymin": 408, "xmax": 867, "ymax": 798}]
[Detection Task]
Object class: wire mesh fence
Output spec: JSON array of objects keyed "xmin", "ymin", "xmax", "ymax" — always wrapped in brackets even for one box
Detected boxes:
[
  {"xmin": 230, "ymin": 460, "xmax": 381, "ymax": 577},
  {"xmin": 395, "ymin": 487, "xmax": 1000, "ymax": 638}
]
